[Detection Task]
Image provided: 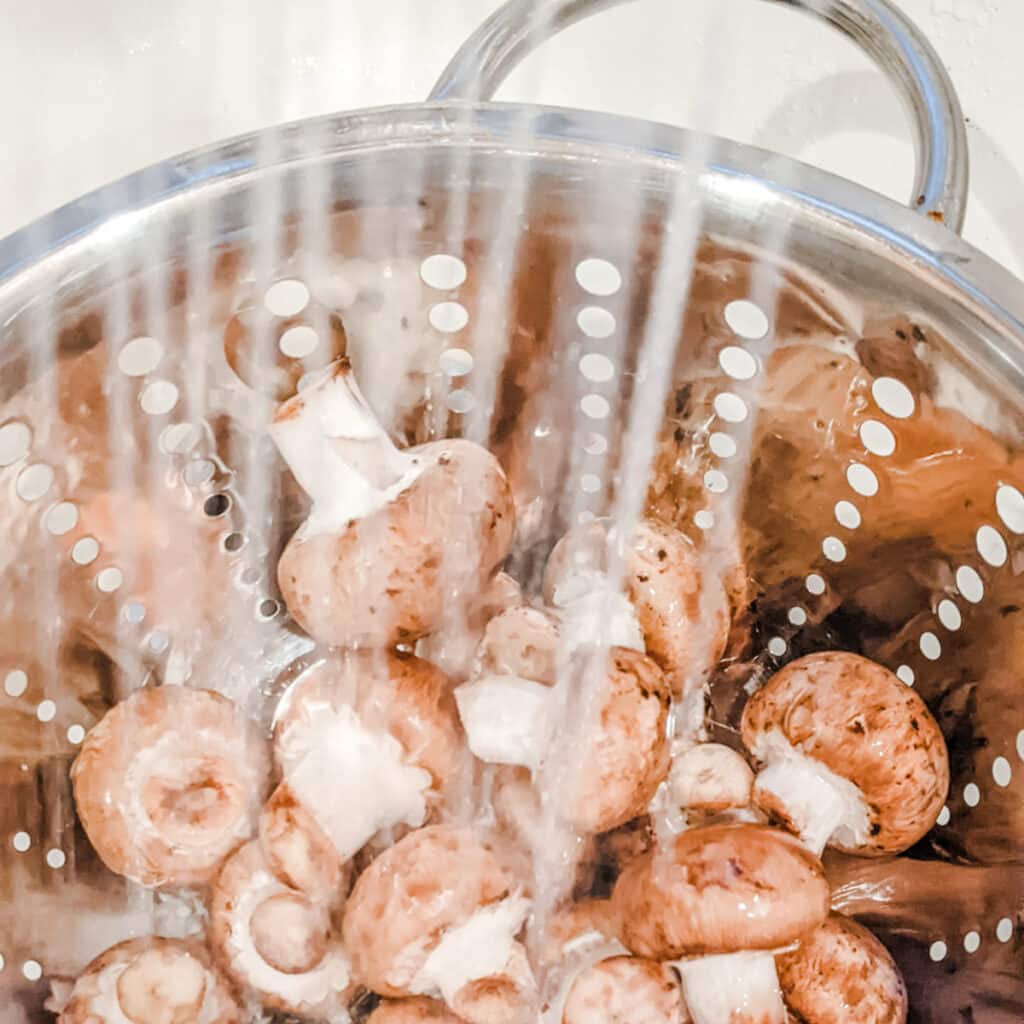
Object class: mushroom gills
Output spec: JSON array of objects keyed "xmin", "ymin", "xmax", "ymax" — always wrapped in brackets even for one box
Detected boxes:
[
  {"xmin": 455, "ymin": 675, "xmax": 555, "ymax": 769},
  {"xmin": 408, "ymin": 893, "xmax": 532, "ymax": 1005},
  {"xmin": 751, "ymin": 733, "xmax": 870, "ymax": 855},
  {"xmin": 280, "ymin": 701, "xmax": 432, "ymax": 861},
  {"xmin": 675, "ymin": 951, "xmax": 786, "ymax": 1024},
  {"xmin": 270, "ymin": 361, "xmax": 427, "ymax": 537}
]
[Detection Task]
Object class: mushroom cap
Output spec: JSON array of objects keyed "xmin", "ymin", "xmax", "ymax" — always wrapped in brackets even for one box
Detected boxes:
[
  {"xmin": 209, "ymin": 841, "xmax": 353, "ymax": 1017},
  {"xmin": 259, "ymin": 782, "xmax": 347, "ymax": 900},
  {"xmin": 60, "ymin": 937, "xmax": 240, "ymax": 1024},
  {"xmin": 368, "ymin": 998, "xmax": 467, "ymax": 1023},
  {"xmin": 542, "ymin": 519, "xmax": 729, "ymax": 689},
  {"xmin": 71, "ymin": 686, "xmax": 270, "ymax": 887},
  {"xmin": 612, "ymin": 823, "xmax": 829, "ymax": 958},
  {"xmin": 571, "ymin": 647, "xmax": 672, "ymax": 833},
  {"xmin": 669, "ymin": 743, "xmax": 754, "ymax": 813},
  {"xmin": 448, "ymin": 943, "xmax": 537, "ymax": 1024},
  {"xmin": 541, "ymin": 900, "xmax": 621, "ymax": 967},
  {"xmin": 273, "ymin": 651, "xmax": 463, "ymax": 780},
  {"xmin": 562, "ymin": 956, "xmax": 688, "ymax": 1024},
  {"xmin": 741, "ymin": 652, "xmax": 949, "ymax": 855},
  {"xmin": 473, "ymin": 606, "xmax": 561, "ymax": 685},
  {"xmin": 342, "ymin": 825, "xmax": 523, "ymax": 997},
  {"xmin": 776, "ymin": 914, "xmax": 907, "ymax": 1024},
  {"xmin": 278, "ymin": 436, "xmax": 515, "ymax": 647}
]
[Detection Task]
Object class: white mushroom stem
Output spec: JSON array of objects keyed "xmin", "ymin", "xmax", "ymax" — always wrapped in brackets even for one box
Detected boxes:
[
  {"xmin": 675, "ymin": 951, "xmax": 786, "ymax": 1024},
  {"xmin": 270, "ymin": 361, "xmax": 424, "ymax": 535},
  {"xmin": 551, "ymin": 575, "xmax": 644, "ymax": 655},
  {"xmin": 750, "ymin": 732, "xmax": 870, "ymax": 856},
  {"xmin": 409, "ymin": 894, "xmax": 532, "ymax": 1006},
  {"xmin": 455, "ymin": 675, "xmax": 556, "ymax": 770},
  {"xmin": 277, "ymin": 698, "xmax": 432, "ymax": 861}
]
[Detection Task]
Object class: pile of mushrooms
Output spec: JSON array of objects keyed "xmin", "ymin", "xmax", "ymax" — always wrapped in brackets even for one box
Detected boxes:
[{"xmin": 57, "ymin": 354, "xmax": 951, "ymax": 1024}]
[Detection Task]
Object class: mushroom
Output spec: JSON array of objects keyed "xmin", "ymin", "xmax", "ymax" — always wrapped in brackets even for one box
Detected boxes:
[
  {"xmin": 561, "ymin": 956, "xmax": 689, "ymax": 1024},
  {"xmin": 71, "ymin": 686, "xmax": 270, "ymax": 887},
  {"xmin": 741, "ymin": 652, "xmax": 949, "ymax": 856},
  {"xmin": 776, "ymin": 914, "xmax": 907, "ymax": 1023},
  {"xmin": 543, "ymin": 518, "xmax": 729, "ymax": 692},
  {"xmin": 272, "ymin": 359, "xmax": 515, "ymax": 648},
  {"xmin": 342, "ymin": 825, "xmax": 535, "ymax": 1023},
  {"xmin": 264, "ymin": 650, "xmax": 465, "ymax": 891},
  {"xmin": 456, "ymin": 644, "xmax": 671, "ymax": 834},
  {"xmin": 209, "ymin": 841, "xmax": 353, "ymax": 1019},
  {"xmin": 612, "ymin": 823, "xmax": 830, "ymax": 1024},
  {"xmin": 59, "ymin": 937, "xmax": 240, "ymax": 1024},
  {"xmin": 668, "ymin": 742, "xmax": 754, "ymax": 815},
  {"xmin": 368, "ymin": 998, "xmax": 467, "ymax": 1023}
]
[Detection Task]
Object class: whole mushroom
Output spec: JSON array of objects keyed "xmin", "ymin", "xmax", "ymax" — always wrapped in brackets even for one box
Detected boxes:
[
  {"xmin": 71, "ymin": 686, "xmax": 270, "ymax": 888},
  {"xmin": 263, "ymin": 650, "xmax": 465, "ymax": 894},
  {"xmin": 209, "ymin": 841, "xmax": 353, "ymax": 1019},
  {"xmin": 342, "ymin": 825, "xmax": 535, "ymax": 1024},
  {"xmin": 561, "ymin": 956, "xmax": 689, "ymax": 1024},
  {"xmin": 776, "ymin": 914, "xmax": 907, "ymax": 1024},
  {"xmin": 612, "ymin": 823, "xmax": 830, "ymax": 1024},
  {"xmin": 542, "ymin": 518, "xmax": 730, "ymax": 692},
  {"xmin": 668, "ymin": 742, "xmax": 755, "ymax": 816},
  {"xmin": 368, "ymin": 998, "xmax": 467, "ymax": 1023},
  {"xmin": 272, "ymin": 359, "xmax": 515, "ymax": 648},
  {"xmin": 59, "ymin": 937, "xmax": 240, "ymax": 1024},
  {"xmin": 741, "ymin": 652, "xmax": 949, "ymax": 856}
]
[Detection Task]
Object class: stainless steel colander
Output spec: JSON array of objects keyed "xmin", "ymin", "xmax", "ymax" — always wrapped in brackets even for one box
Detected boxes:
[{"xmin": 1, "ymin": 0, "xmax": 1023, "ymax": 1020}]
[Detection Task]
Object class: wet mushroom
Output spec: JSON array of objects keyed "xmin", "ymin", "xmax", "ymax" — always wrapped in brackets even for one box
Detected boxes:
[
  {"xmin": 59, "ymin": 937, "xmax": 240, "ymax": 1024},
  {"xmin": 342, "ymin": 825, "xmax": 535, "ymax": 1023},
  {"xmin": 209, "ymin": 841, "xmax": 353, "ymax": 1019},
  {"xmin": 264, "ymin": 650, "xmax": 465, "ymax": 891},
  {"xmin": 612, "ymin": 823, "xmax": 830, "ymax": 1024},
  {"xmin": 456, "ymin": 644, "xmax": 671, "ymax": 834},
  {"xmin": 741, "ymin": 652, "xmax": 949, "ymax": 856},
  {"xmin": 561, "ymin": 956, "xmax": 689, "ymax": 1024},
  {"xmin": 71, "ymin": 686, "xmax": 270, "ymax": 888},
  {"xmin": 776, "ymin": 914, "xmax": 907, "ymax": 1024},
  {"xmin": 272, "ymin": 359, "xmax": 514, "ymax": 648},
  {"xmin": 543, "ymin": 518, "xmax": 730, "ymax": 692},
  {"xmin": 668, "ymin": 742, "xmax": 754, "ymax": 815},
  {"xmin": 368, "ymin": 997, "xmax": 467, "ymax": 1023}
]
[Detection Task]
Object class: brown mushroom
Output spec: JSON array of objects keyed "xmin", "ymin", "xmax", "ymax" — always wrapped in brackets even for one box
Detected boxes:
[
  {"xmin": 209, "ymin": 841, "xmax": 353, "ymax": 1018},
  {"xmin": 668, "ymin": 742, "xmax": 754, "ymax": 814},
  {"xmin": 776, "ymin": 914, "xmax": 907, "ymax": 1023},
  {"xmin": 562, "ymin": 956, "xmax": 689, "ymax": 1024},
  {"xmin": 59, "ymin": 937, "xmax": 240, "ymax": 1024},
  {"xmin": 543, "ymin": 518, "xmax": 729, "ymax": 692},
  {"xmin": 368, "ymin": 998, "xmax": 467, "ymax": 1023},
  {"xmin": 264, "ymin": 650, "xmax": 465, "ymax": 886},
  {"xmin": 342, "ymin": 825, "xmax": 533, "ymax": 1022},
  {"xmin": 612, "ymin": 823, "xmax": 829, "ymax": 1024},
  {"xmin": 272, "ymin": 360, "xmax": 514, "ymax": 647},
  {"xmin": 71, "ymin": 686, "xmax": 270, "ymax": 888},
  {"xmin": 741, "ymin": 652, "xmax": 949, "ymax": 856}
]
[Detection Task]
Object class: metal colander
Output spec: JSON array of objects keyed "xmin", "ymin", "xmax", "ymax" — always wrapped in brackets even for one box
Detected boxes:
[{"xmin": 1, "ymin": 0, "xmax": 1023, "ymax": 1021}]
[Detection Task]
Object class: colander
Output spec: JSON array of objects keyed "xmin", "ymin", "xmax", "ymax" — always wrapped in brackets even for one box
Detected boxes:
[{"xmin": 1, "ymin": 0, "xmax": 1023, "ymax": 1020}]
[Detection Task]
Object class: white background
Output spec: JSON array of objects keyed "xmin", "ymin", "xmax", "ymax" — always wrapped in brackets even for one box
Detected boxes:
[{"xmin": 1, "ymin": 0, "xmax": 1021, "ymax": 278}]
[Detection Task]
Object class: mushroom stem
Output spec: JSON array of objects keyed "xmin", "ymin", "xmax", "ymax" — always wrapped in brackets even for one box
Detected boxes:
[
  {"xmin": 454, "ymin": 675, "xmax": 555, "ymax": 769},
  {"xmin": 271, "ymin": 360, "xmax": 423, "ymax": 533},
  {"xmin": 676, "ymin": 951, "xmax": 786, "ymax": 1024},
  {"xmin": 752, "ymin": 743, "xmax": 870, "ymax": 856}
]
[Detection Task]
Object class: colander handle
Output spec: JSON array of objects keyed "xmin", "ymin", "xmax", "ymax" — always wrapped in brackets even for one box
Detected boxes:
[{"xmin": 429, "ymin": 0, "xmax": 969, "ymax": 233}]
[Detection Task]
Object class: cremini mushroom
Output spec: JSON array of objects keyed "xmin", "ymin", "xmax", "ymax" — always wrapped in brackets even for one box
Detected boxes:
[
  {"xmin": 612, "ymin": 823, "xmax": 829, "ymax": 1024},
  {"xmin": 456, "ymin": 643, "xmax": 671, "ymax": 834},
  {"xmin": 776, "ymin": 914, "xmax": 907, "ymax": 1023},
  {"xmin": 209, "ymin": 841, "xmax": 353, "ymax": 1019},
  {"xmin": 562, "ymin": 956, "xmax": 689, "ymax": 1024},
  {"xmin": 272, "ymin": 359, "xmax": 514, "ymax": 647},
  {"xmin": 264, "ymin": 650, "xmax": 464, "ymax": 890},
  {"xmin": 342, "ymin": 825, "xmax": 535, "ymax": 1023},
  {"xmin": 543, "ymin": 518, "xmax": 730, "ymax": 692},
  {"xmin": 668, "ymin": 742, "xmax": 754, "ymax": 815},
  {"xmin": 59, "ymin": 937, "xmax": 240, "ymax": 1024},
  {"xmin": 71, "ymin": 685, "xmax": 270, "ymax": 887},
  {"xmin": 741, "ymin": 652, "xmax": 949, "ymax": 856}
]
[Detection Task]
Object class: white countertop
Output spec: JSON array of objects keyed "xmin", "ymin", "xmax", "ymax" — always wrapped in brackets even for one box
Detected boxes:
[{"xmin": 2, "ymin": 0, "xmax": 1021, "ymax": 279}]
